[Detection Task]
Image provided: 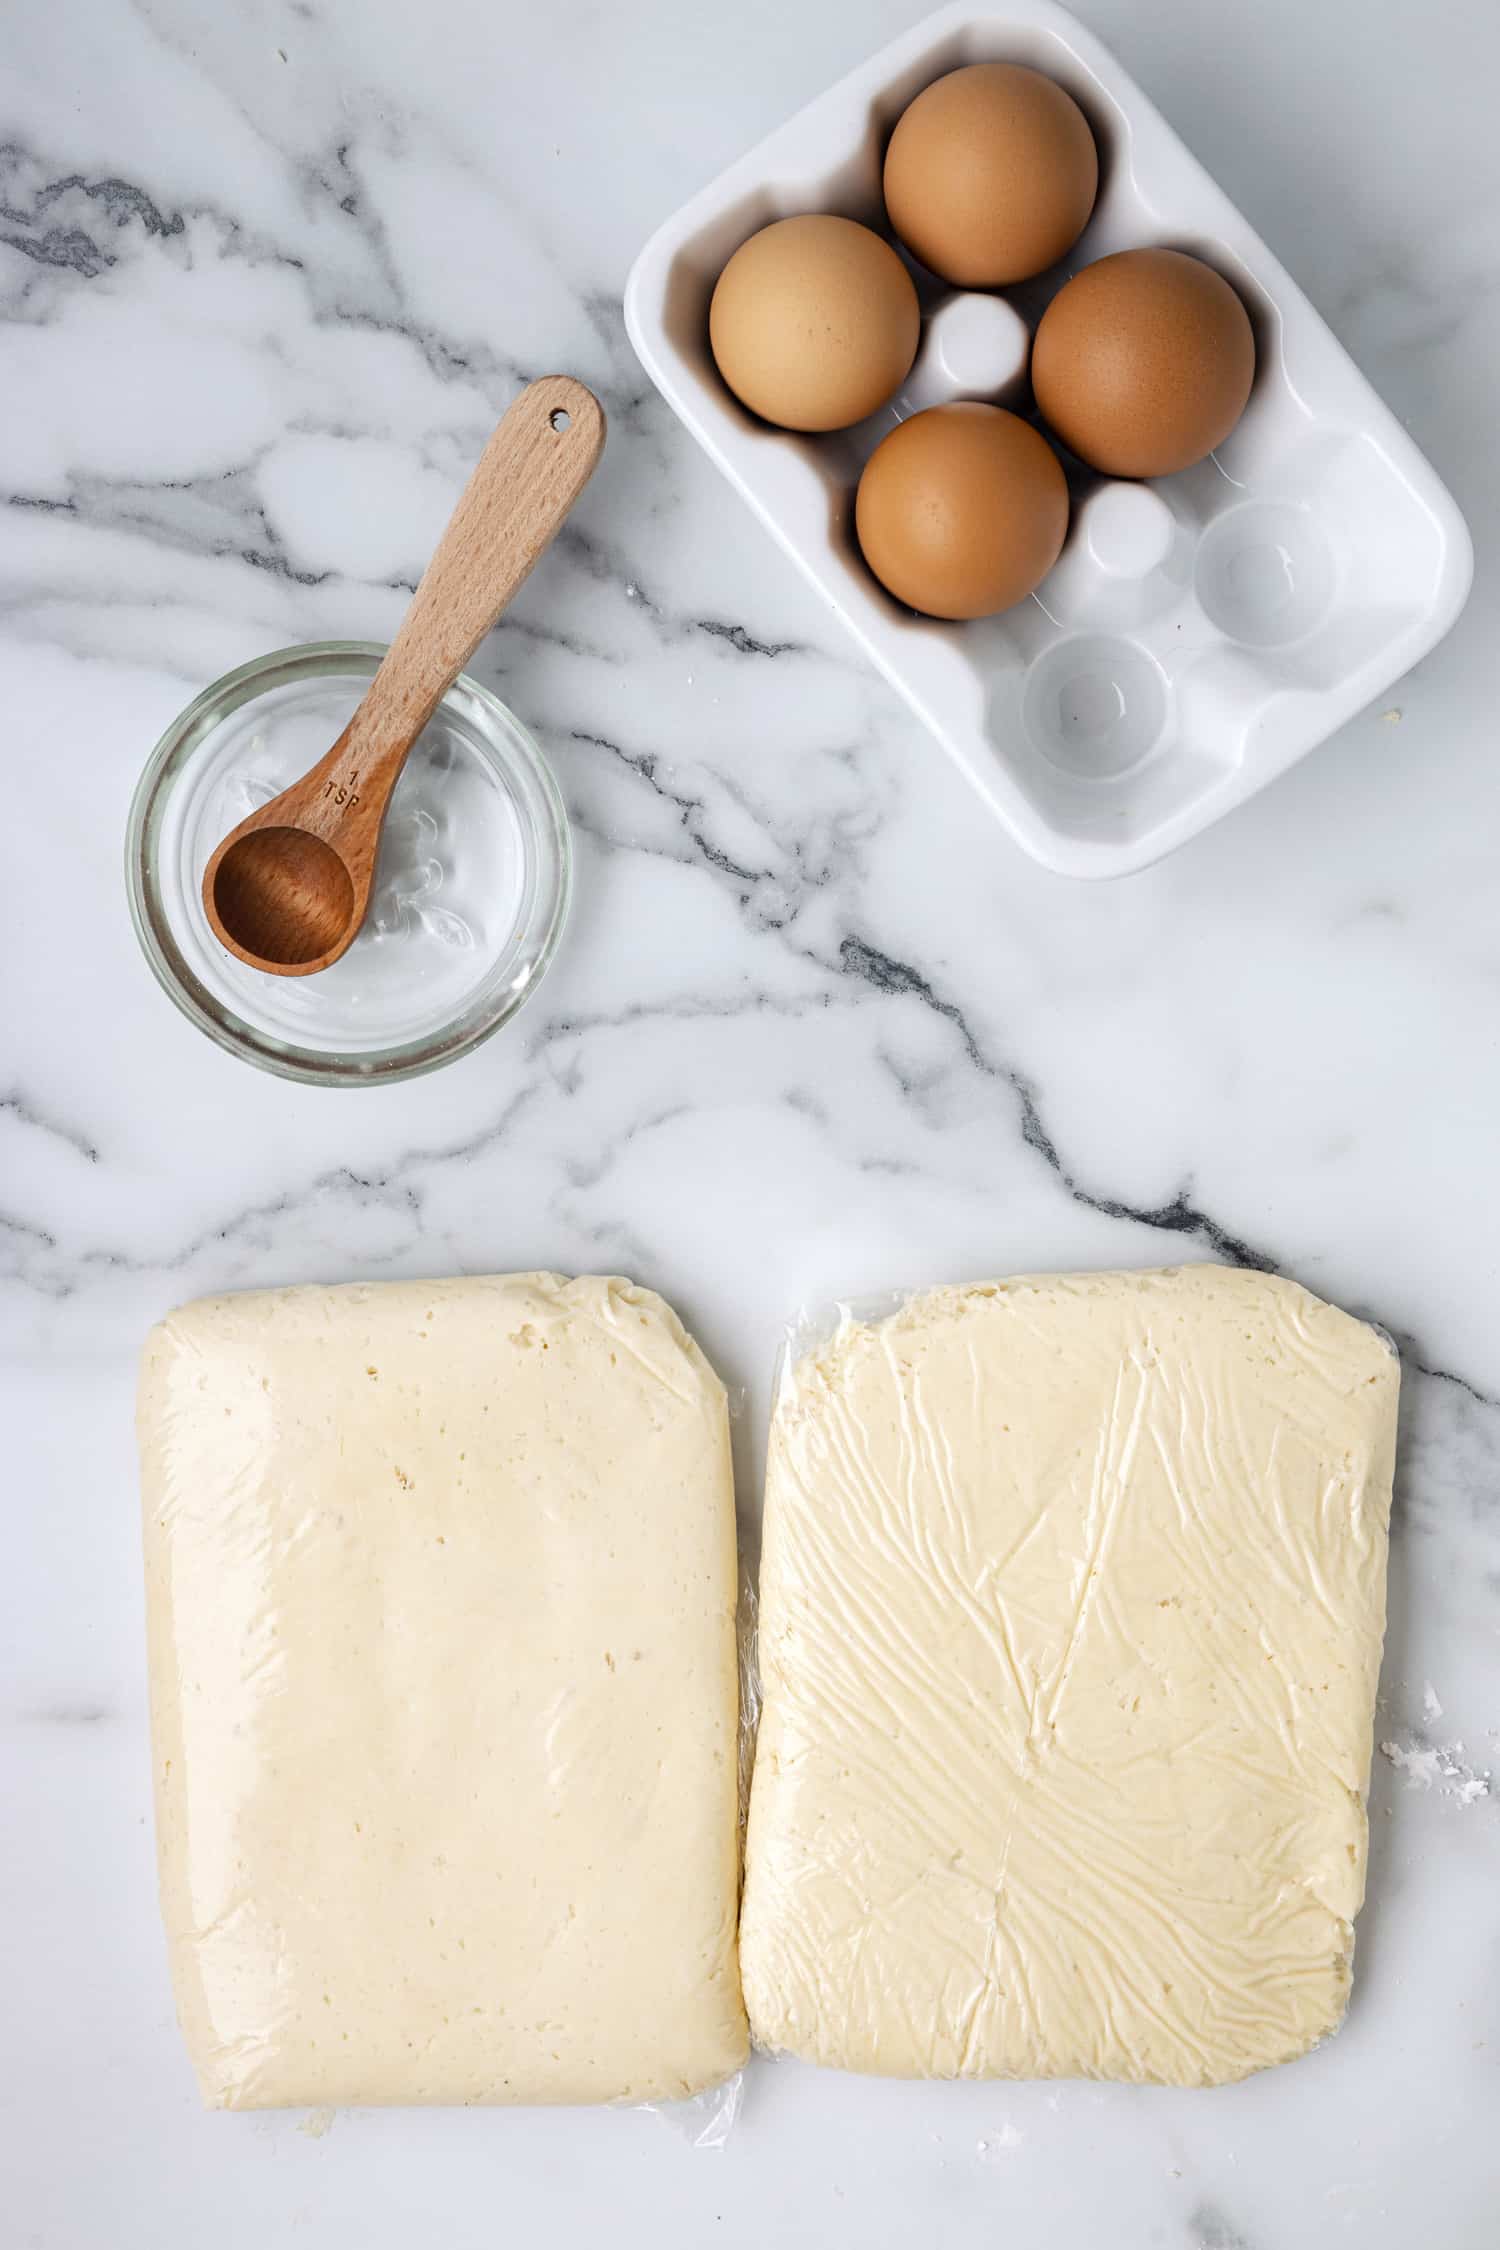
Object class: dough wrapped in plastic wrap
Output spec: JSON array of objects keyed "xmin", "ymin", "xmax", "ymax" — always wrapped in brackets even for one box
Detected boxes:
[
  {"xmin": 740, "ymin": 1266, "xmax": 1398, "ymax": 2085},
  {"xmin": 138, "ymin": 1273, "xmax": 748, "ymax": 2109}
]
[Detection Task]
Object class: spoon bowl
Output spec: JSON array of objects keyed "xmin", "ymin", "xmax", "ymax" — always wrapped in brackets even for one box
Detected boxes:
[
  {"xmin": 208, "ymin": 826, "xmax": 357, "ymax": 972},
  {"xmin": 200, "ymin": 376, "xmax": 604, "ymax": 978}
]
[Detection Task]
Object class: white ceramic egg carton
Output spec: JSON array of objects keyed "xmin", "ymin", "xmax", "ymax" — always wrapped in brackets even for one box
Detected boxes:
[{"xmin": 624, "ymin": 1, "xmax": 1471, "ymax": 878}]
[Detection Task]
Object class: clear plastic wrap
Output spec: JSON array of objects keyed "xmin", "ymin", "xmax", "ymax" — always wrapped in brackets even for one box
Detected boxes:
[
  {"xmin": 643, "ymin": 1551, "xmax": 760, "ymax": 2149},
  {"xmin": 739, "ymin": 1265, "xmax": 1400, "ymax": 2087},
  {"xmin": 137, "ymin": 1272, "xmax": 748, "ymax": 2114}
]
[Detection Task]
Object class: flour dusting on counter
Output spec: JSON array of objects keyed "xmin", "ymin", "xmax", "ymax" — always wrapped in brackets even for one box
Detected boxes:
[{"xmin": 1380, "ymin": 1733, "xmax": 1491, "ymax": 1807}]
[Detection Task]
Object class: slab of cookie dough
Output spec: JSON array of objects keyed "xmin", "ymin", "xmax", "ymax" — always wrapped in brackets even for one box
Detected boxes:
[
  {"xmin": 740, "ymin": 1266, "xmax": 1398, "ymax": 2085},
  {"xmin": 139, "ymin": 1273, "xmax": 747, "ymax": 2108}
]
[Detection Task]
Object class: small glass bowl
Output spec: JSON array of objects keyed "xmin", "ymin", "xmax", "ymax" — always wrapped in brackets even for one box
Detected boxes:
[{"xmin": 126, "ymin": 642, "xmax": 572, "ymax": 1086}]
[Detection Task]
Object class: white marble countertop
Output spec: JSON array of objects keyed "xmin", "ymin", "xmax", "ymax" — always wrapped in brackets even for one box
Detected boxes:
[{"xmin": 6, "ymin": 3, "xmax": 1498, "ymax": 2244}]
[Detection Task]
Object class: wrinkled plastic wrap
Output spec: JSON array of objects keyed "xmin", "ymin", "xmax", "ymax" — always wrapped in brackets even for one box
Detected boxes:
[
  {"xmin": 739, "ymin": 1266, "xmax": 1399, "ymax": 2087},
  {"xmin": 138, "ymin": 1273, "xmax": 749, "ymax": 2113}
]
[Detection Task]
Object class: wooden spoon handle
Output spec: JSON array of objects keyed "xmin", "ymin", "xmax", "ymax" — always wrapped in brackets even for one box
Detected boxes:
[{"xmin": 321, "ymin": 376, "xmax": 604, "ymax": 813}]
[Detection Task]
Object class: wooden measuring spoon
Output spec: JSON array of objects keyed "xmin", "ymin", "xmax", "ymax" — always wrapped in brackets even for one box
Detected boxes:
[{"xmin": 202, "ymin": 375, "xmax": 605, "ymax": 977}]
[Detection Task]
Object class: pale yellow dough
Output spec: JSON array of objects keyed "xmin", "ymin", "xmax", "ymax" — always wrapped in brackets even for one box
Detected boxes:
[
  {"xmin": 139, "ymin": 1273, "xmax": 748, "ymax": 2109},
  {"xmin": 741, "ymin": 1266, "xmax": 1398, "ymax": 2085}
]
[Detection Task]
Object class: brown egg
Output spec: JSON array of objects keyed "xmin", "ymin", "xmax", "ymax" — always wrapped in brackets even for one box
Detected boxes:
[
  {"xmin": 709, "ymin": 214, "xmax": 920, "ymax": 433},
  {"xmin": 884, "ymin": 63, "xmax": 1098, "ymax": 287},
  {"xmin": 855, "ymin": 403, "xmax": 1069, "ymax": 619},
  {"xmin": 1033, "ymin": 248, "xmax": 1256, "ymax": 478}
]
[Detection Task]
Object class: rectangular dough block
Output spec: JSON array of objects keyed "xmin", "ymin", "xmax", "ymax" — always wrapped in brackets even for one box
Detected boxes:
[
  {"xmin": 740, "ymin": 1266, "xmax": 1398, "ymax": 2086},
  {"xmin": 139, "ymin": 1273, "xmax": 748, "ymax": 2108}
]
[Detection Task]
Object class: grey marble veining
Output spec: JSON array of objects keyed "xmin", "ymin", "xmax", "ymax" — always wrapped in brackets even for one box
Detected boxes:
[{"xmin": 4, "ymin": 3, "xmax": 1499, "ymax": 2246}]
